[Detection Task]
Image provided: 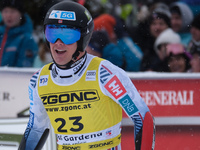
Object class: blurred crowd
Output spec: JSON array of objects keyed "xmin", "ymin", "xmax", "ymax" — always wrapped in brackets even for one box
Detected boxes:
[{"xmin": 1, "ymin": 0, "xmax": 200, "ymax": 73}]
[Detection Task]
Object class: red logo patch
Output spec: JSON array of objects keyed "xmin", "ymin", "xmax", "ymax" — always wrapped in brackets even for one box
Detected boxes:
[{"xmin": 104, "ymin": 75, "xmax": 126, "ymax": 99}]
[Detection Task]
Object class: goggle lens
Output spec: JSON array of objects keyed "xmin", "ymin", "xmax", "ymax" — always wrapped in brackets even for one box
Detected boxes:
[{"xmin": 45, "ymin": 25, "xmax": 81, "ymax": 45}]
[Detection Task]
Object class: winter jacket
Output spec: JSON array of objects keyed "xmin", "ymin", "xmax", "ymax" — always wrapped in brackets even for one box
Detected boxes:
[
  {"xmin": 117, "ymin": 37, "xmax": 143, "ymax": 71},
  {"xmin": 103, "ymin": 37, "xmax": 143, "ymax": 72},
  {"xmin": 0, "ymin": 13, "xmax": 38, "ymax": 67},
  {"xmin": 102, "ymin": 43, "xmax": 124, "ymax": 69}
]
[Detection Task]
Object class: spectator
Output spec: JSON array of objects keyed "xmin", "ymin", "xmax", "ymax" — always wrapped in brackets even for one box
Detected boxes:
[
  {"xmin": 33, "ymin": 40, "xmax": 52, "ymax": 68},
  {"xmin": 189, "ymin": 47, "xmax": 200, "ymax": 72},
  {"xmin": 139, "ymin": 3, "xmax": 172, "ymax": 71},
  {"xmin": 94, "ymin": 14, "xmax": 117, "ymax": 43},
  {"xmin": 86, "ymin": 32, "xmax": 103, "ymax": 58},
  {"xmin": 166, "ymin": 43, "xmax": 191, "ymax": 72},
  {"xmin": 149, "ymin": 3, "xmax": 172, "ymax": 38},
  {"xmin": 170, "ymin": 2, "xmax": 194, "ymax": 46},
  {"xmin": 187, "ymin": 13, "xmax": 200, "ymax": 72},
  {"xmin": 129, "ymin": 2, "xmax": 170, "ymax": 52},
  {"xmin": 0, "ymin": 0, "xmax": 38, "ymax": 67},
  {"xmin": 93, "ymin": 14, "xmax": 143, "ymax": 72},
  {"xmin": 86, "ymin": 30, "xmax": 124, "ymax": 68},
  {"xmin": 187, "ymin": 13, "xmax": 200, "ymax": 53},
  {"xmin": 154, "ymin": 28, "xmax": 181, "ymax": 72},
  {"xmin": 113, "ymin": 14, "xmax": 143, "ymax": 72}
]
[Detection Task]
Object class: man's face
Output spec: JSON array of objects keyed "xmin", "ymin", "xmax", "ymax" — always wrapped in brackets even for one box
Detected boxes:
[
  {"xmin": 150, "ymin": 19, "xmax": 169, "ymax": 38},
  {"xmin": 171, "ymin": 13, "xmax": 182, "ymax": 32},
  {"xmin": 1, "ymin": 7, "xmax": 22, "ymax": 28},
  {"xmin": 45, "ymin": 25, "xmax": 81, "ymax": 68},
  {"xmin": 190, "ymin": 27, "xmax": 200, "ymax": 42},
  {"xmin": 168, "ymin": 55, "xmax": 186, "ymax": 72},
  {"xmin": 50, "ymin": 39, "xmax": 77, "ymax": 68}
]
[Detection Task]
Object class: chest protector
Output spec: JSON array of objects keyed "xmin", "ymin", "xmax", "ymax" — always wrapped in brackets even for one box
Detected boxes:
[{"xmin": 38, "ymin": 57, "xmax": 122, "ymax": 149}]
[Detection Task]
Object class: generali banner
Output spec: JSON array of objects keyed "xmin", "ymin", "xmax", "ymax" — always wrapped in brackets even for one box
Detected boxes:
[{"xmin": 133, "ymin": 78, "xmax": 200, "ymax": 117}]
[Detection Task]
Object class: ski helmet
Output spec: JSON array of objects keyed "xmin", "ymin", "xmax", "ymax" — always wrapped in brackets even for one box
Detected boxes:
[{"xmin": 44, "ymin": 1, "xmax": 94, "ymax": 62}]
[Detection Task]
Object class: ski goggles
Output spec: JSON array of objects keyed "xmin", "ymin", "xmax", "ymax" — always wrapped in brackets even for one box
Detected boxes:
[{"xmin": 45, "ymin": 25, "xmax": 81, "ymax": 45}]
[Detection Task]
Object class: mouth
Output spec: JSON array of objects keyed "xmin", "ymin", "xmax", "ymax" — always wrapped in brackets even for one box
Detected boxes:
[
  {"xmin": 55, "ymin": 49, "xmax": 66, "ymax": 54},
  {"xmin": 6, "ymin": 20, "xmax": 13, "ymax": 24}
]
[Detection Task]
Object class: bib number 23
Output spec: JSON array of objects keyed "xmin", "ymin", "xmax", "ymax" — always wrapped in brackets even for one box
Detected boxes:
[{"xmin": 55, "ymin": 116, "xmax": 84, "ymax": 132}]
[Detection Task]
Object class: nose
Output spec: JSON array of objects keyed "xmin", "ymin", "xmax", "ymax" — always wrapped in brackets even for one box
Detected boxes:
[{"xmin": 55, "ymin": 38, "xmax": 64, "ymax": 44}]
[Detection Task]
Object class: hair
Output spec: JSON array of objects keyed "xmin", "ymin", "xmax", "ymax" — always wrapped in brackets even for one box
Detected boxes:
[{"xmin": 149, "ymin": 12, "xmax": 171, "ymax": 27}]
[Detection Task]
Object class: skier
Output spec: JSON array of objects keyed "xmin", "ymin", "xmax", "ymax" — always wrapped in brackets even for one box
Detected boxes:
[{"xmin": 18, "ymin": 1, "xmax": 155, "ymax": 150}]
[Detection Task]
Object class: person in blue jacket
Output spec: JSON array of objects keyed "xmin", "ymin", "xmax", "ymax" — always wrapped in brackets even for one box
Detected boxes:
[
  {"xmin": 92, "ymin": 14, "xmax": 143, "ymax": 72},
  {"xmin": 0, "ymin": 0, "xmax": 38, "ymax": 67},
  {"xmin": 170, "ymin": 2, "xmax": 194, "ymax": 47}
]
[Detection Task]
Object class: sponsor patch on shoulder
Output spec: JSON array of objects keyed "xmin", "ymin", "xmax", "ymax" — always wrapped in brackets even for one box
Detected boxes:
[
  {"xmin": 39, "ymin": 75, "xmax": 49, "ymax": 86},
  {"xmin": 86, "ymin": 70, "xmax": 96, "ymax": 81},
  {"xmin": 49, "ymin": 10, "xmax": 76, "ymax": 21},
  {"xmin": 104, "ymin": 75, "xmax": 126, "ymax": 99}
]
